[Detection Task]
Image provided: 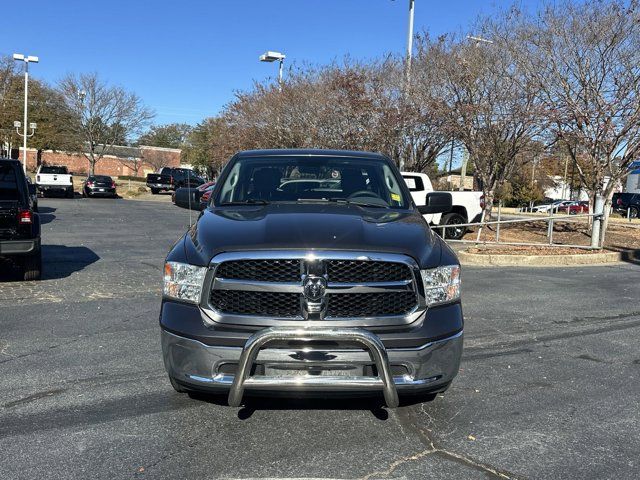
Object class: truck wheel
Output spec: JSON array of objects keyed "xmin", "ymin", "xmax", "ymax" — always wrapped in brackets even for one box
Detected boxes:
[
  {"xmin": 21, "ymin": 251, "xmax": 42, "ymax": 281},
  {"xmin": 441, "ymin": 213, "xmax": 467, "ymax": 240},
  {"xmin": 630, "ymin": 207, "xmax": 639, "ymax": 219},
  {"xmin": 66, "ymin": 189, "xmax": 74, "ymax": 198},
  {"xmin": 151, "ymin": 188, "xmax": 159, "ymax": 195},
  {"xmin": 168, "ymin": 375, "xmax": 188, "ymax": 393}
]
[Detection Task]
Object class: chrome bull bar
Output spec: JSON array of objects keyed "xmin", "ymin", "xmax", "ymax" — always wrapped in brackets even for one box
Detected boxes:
[{"xmin": 228, "ymin": 327, "xmax": 400, "ymax": 408}]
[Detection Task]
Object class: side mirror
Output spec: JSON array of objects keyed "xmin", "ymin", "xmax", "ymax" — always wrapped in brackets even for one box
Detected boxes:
[
  {"xmin": 417, "ymin": 192, "xmax": 452, "ymax": 215},
  {"xmin": 28, "ymin": 184, "xmax": 36, "ymax": 195}
]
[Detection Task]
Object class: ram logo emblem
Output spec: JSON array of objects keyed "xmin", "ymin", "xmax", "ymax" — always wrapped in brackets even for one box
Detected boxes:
[{"xmin": 303, "ymin": 276, "xmax": 327, "ymax": 302}]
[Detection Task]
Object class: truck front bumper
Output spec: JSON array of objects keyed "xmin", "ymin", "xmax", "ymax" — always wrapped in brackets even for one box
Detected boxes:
[{"xmin": 161, "ymin": 326, "xmax": 463, "ymax": 407}]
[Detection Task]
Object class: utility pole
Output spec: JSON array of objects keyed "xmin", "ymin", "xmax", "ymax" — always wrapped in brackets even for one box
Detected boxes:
[
  {"xmin": 399, "ymin": 0, "xmax": 415, "ymax": 173},
  {"xmin": 13, "ymin": 53, "xmax": 39, "ymax": 173}
]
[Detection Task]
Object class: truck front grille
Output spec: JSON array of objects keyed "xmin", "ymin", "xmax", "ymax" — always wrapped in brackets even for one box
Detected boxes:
[
  {"xmin": 326, "ymin": 292, "xmax": 417, "ymax": 317},
  {"xmin": 207, "ymin": 253, "xmax": 421, "ymax": 323},
  {"xmin": 215, "ymin": 259, "xmax": 300, "ymax": 282},
  {"xmin": 326, "ymin": 260, "xmax": 411, "ymax": 283},
  {"xmin": 210, "ymin": 290, "xmax": 300, "ymax": 318}
]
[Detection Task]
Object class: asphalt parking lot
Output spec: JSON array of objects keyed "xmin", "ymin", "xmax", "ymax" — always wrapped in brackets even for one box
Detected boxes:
[{"xmin": 1, "ymin": 197, "xmax": 639, "ymax": 480}]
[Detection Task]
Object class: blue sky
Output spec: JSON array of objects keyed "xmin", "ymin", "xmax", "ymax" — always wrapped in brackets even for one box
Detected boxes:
[{"xmin": 1, "ymin": 0, "xmax": 535, "ymax": 126}]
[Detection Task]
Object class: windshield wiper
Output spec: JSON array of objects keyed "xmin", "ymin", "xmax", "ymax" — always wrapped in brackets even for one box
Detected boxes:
[
  {"xmin": 220, "ymin": 199, "xmax": 270, "ymax": 206},
  {"xmin": 327, "ymin": 198, "xmax": 390, "ymax": 209}
]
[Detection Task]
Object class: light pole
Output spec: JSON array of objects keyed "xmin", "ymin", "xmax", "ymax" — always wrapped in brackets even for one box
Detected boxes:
[
  {"xmin": 405, "ymin": 0, "xmax": 415, "ymax": 83},
  {"xmin": 259, "ymin": 51, "xmax": 286, "ymax": 89},
  {"xmin": 13, "ymin": 53, "xmax": 39, "ymax": 173}
]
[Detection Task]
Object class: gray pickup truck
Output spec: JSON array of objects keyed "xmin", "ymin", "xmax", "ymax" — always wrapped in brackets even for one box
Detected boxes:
[{"xmin": 159, "ymin": 149, "xmax": 463, "ymax": 407}]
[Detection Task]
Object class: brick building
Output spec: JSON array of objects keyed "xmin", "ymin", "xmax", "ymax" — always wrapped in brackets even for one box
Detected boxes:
[{"xmin": 15, "ymin": 145, "xmax": 182, "ymax": 177}]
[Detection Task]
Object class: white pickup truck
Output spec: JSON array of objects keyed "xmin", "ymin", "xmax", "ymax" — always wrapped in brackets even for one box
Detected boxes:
[
  {"xmin": 36, "ymin": 165, "xmax": 74, "ymax": 198},
  {"xmin": 402, "ymin": 172, "xmax": 483, "ymax": 240}
]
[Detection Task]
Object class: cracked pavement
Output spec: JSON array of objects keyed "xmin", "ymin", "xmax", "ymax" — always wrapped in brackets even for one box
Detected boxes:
[{"xmin": 0, "ymin": 197, "xmax": 639, "ymax": 479}]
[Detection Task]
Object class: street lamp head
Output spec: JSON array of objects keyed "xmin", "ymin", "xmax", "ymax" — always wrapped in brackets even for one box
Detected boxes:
[
  {"xmin": 30, "ymin": 122, "xmax": 37, "ymax": 130},
  {"xmin": 467, "ymin": 35, "xmax": 494, "ymax": 45},
  {"xmin": 14, "ymin": 121, "xmax": 21, "ymax": 128},
  {"xmin": 26, "ymin": 56, "xmax": 39, "ymax": 63},
  {"xmin": 260, "ymin": 51, "xmax": 286, "ymax": 62},
  {"xmin": 13, "ymin": 53, "xmax": 25, "ymax": 61}
]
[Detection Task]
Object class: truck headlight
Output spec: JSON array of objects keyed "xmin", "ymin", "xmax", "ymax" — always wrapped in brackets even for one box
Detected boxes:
[
  {"xmin": 420, "ymin": 265, "xmax": 461, "ymax": 306},
  {"xmin": 163, "ymin": 261, "xmax": 206, "ymax": 303}
]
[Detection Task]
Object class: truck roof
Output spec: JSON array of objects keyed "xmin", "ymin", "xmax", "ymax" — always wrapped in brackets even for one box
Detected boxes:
[
  {"xmin": 0, "ymin": 158, "xmax": 21, "ymax": 166},
  {"xmin": 235, "ymin": 149, "xmax": 387, "ymax": 160}
]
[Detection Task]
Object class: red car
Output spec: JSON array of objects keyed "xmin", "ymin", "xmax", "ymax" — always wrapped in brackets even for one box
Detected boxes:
[{"xmin": 559, "ymin": 201, "xmax": 589, "ymax": 215}]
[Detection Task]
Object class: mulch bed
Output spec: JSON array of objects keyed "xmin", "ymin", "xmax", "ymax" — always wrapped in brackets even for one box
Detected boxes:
[{"xmin": 465, "ymin": 245, "xmax": 594, "ymax": 255}]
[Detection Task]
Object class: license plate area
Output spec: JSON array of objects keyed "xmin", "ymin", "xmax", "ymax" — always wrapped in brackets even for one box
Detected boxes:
[{"xmin": 264, "ymin": 364, "xmax": 363, "ymax": 377}]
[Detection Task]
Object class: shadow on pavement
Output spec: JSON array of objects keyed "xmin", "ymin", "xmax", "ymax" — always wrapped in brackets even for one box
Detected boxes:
[
  {"xmin": 42, "ymin": 245, "xmax": 100, "ymax": 280},
  {"xmin": 0, "ymin": 245, "xmax": 100, "ymax": 282},
  {"xmin": 186, "ymin": 392, "xmax": 390, "ymax": 420},
  {"xmin": 37, "ymin": 206, "xmax": 56, "ymax": 225}
]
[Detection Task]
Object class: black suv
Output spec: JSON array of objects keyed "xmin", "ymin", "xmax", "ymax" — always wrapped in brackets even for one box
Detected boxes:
[
  {"xmin": 0, "ymin": 159, "xmax": 42, "ymax": 280},
  {"xmin": 613, "ymin": 192, "xmax": 639, "ymax": 219}
]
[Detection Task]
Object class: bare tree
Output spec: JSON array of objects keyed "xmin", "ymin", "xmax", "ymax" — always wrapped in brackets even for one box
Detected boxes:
[
  {"xmin": 58, "ymin": 73, "xmax": 154, "ymax": 175},
  {"xmin": 507, "ymin": 0, "xmax": 640, "ymax": 237},
  {"xmin": 116, "ymin": 155, "xmax": 144, "ymax": 177},
  {"xmin": 433, "ymin": 32, "xmax": 546, "ymax": 218}
]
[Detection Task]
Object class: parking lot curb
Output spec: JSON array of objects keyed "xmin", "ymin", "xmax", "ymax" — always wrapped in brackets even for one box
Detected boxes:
[{"xmin": 458, "ymin": 248, "xmax": 640, "ymax": 267}]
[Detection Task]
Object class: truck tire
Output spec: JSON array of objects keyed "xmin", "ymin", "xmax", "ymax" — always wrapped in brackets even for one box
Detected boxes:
[
  {"xmin": 440, "ymin": 213, "xmax": 467, "ymax": 240},
  {"xmin": 630, "ymin": 207, "xmax": 639, "ymax": 219},
  {"xmin": 66, "ymin": 188, "xmax": 74, "ymax": 198},
  {"xmin": 151, "ymin": 188, "xmax": 159, "ymax": 195},
  {"xmin": 21, "ymin": 251, "xmax": 42, "ymax": 281}
]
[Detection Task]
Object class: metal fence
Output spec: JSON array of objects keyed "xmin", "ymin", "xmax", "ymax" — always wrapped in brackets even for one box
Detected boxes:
[{"xmin": 432, "ymin": 203, "xmax": 606, "ymax": 249}]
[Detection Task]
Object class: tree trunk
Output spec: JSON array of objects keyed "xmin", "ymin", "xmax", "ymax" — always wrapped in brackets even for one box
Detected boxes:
[{"xmin": 482, "ymin": 189, "xmax": 495, "ymax": 221}]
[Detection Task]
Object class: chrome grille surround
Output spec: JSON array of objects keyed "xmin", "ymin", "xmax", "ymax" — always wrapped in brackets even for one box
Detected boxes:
[{"xmin": 200, "ymin": 251, "xmax": 426, "ymax": 328}]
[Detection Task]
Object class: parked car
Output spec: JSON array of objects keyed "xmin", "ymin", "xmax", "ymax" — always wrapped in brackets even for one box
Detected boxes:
[
  {"xmin": 612, "ymin": 192, "xmax": 639, "ymax": 218},
  {"xmin": 82, "ymin": 175, "xmax": 117, "ymax": 198},
  {"xmin": 401, "ymin": 172, "xmax": 483, "ymax": 240},
  {"xmin": 146, "ymin": 167, "xmax": 205, "ymax": 194},
  {"xmin": 0, "ymin": 158, "xmax": 41, "ymax": 280},
  {"xmin": 160, "ymin": 149, "xmax": 463, "ymax": 408},
  {"xmin": 35, "ymin": 165, "xmax": 74, "ymax": 198},
  {"xmin": 558, "ymin": 201, "xmax": 589, "ymax": 215},
  {"xmin": 531, "ymin": 200, "xmax": 572, "ymax": 213}
]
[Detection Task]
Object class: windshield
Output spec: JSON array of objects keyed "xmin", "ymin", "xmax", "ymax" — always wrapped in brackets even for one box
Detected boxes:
[
  {"xmin": 215, "ymin": 156, "xmax": 409, "ymax": 208},
  {"xmin": 40, "ymin": 166, "xmax": 68, "ymax": 174},
  {"xmin": 0, "ymin": 164, "xmax": 20, "ymax": 201}
]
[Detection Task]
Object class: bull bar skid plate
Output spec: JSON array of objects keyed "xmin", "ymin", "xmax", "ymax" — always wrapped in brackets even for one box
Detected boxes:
[{"xmin": 228, "ymin": 326, "xmax": 400, "ymax": 408}]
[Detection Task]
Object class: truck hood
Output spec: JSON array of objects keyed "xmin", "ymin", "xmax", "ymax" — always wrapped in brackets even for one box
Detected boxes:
[{"xmin": 183, "ymin": 203, "xmax": 442, "ymax": 268}]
